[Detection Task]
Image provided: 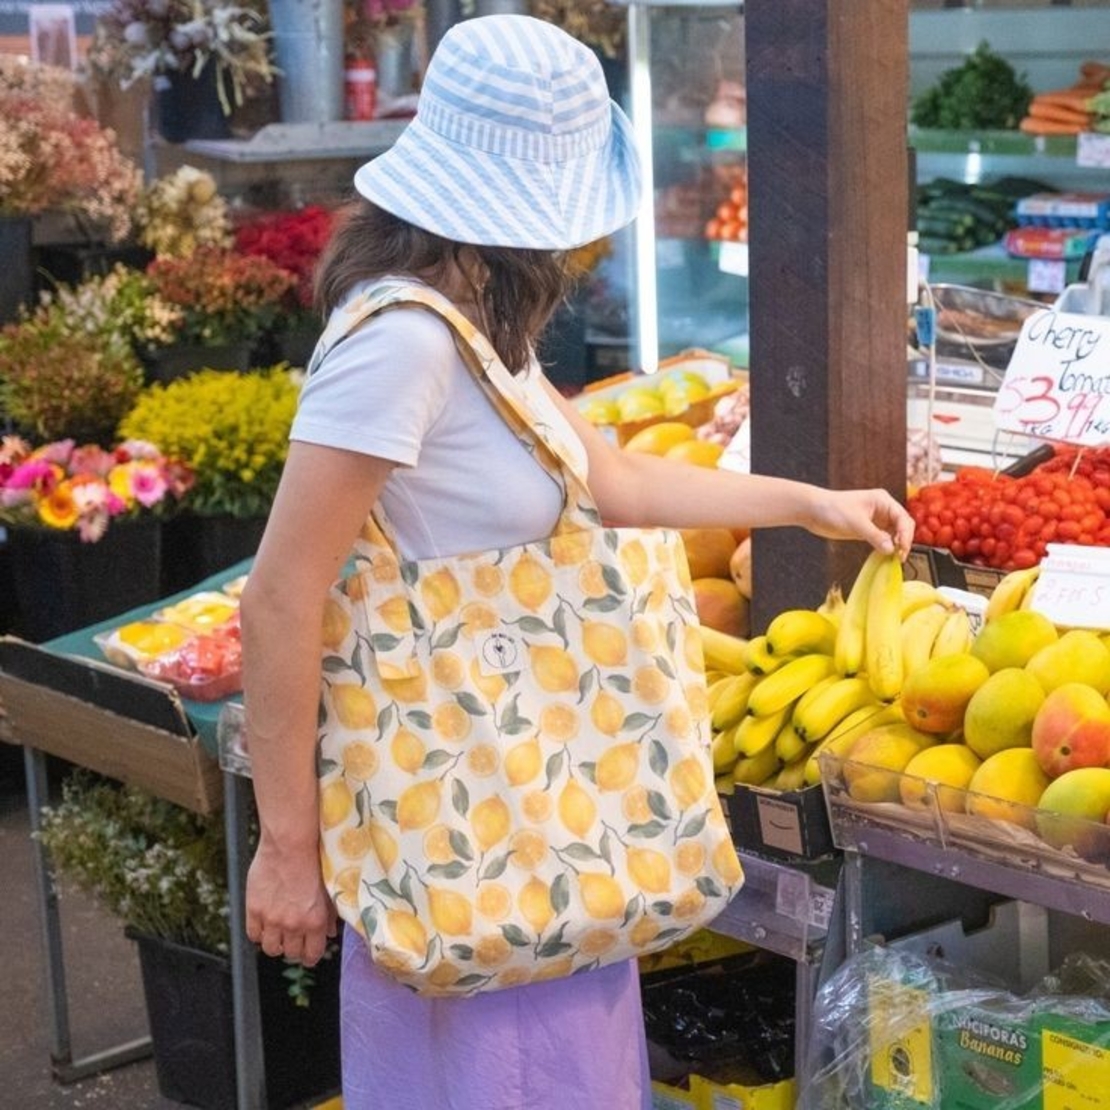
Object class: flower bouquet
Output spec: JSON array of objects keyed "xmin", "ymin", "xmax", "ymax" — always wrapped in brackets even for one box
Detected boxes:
[
  {"xmin": 138, "ymin": 166, "xmax": 232, "ymax": 259},
  {"xmin": 0, "ymin": 437, "xmax": 192, "ymax": 543}
]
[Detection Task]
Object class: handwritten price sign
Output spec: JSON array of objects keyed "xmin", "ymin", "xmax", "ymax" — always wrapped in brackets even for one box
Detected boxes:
[
  {"xmin": 1028, "ymin": 544, "xmax": 1110, "ymax": 630},
  {"xmin": 993, "ymin": 310, "xmax": 1110, "ymax": 447}
]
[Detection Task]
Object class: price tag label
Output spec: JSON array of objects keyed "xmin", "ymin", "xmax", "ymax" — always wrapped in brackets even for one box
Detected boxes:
[
  {"xmin": 1078, "ymin": 132, "xmax": 1110, "ymax": 169},
  {"xmin": 1027, "ymin": 544, "xmax": 1110, "ymax": 631},
  {"xmin": 717, "ymin": 240, "xmax": 749, "ymax": 276},
  {"xmin": 993, "ymin": 309, "xmax": 1110, "ymax": 446},
  {"xmin": 1028, "ymin": 258, "xmax": 1068, "ymax": 295}
]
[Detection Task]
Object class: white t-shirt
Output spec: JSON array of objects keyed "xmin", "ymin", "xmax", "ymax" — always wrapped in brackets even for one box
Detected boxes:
[{"xmin": 290, "ymin": 297, "xmax": 588, "ymax": 562}]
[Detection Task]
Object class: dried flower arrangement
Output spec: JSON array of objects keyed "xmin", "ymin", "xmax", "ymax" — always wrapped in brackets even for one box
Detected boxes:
[{"xmin": 138, "ymin": 165, "xmax": 232, "ymax": 259}]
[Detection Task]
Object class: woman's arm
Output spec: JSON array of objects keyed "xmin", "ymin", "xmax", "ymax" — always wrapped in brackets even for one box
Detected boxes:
[
  {"xmin": 240, "ymin": 440, "xmax": 396, "ymax": 966},
  {"xmin": 544, "ymin": 381, "xmax": 915, "ymax": 557}
]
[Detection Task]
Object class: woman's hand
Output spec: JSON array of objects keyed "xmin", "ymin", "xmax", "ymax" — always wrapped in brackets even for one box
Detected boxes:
[
  {"xmin": 803, "ymin": 487, "xmax": 916, "ymax": 558},
  {"xmin": 245, "ymin": 835, "xmax": 336, "ymax": 967}
]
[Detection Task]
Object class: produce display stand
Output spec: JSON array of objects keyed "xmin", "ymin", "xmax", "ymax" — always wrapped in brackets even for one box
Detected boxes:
[{"xmin": 0, "ymin": 559, "xmax": 271, "ymax": 1109}]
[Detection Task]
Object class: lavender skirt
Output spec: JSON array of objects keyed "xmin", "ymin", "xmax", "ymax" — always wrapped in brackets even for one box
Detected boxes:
[{"xmin": 340, "ymin": 927, "xmax": 652, "ymax": 1109}]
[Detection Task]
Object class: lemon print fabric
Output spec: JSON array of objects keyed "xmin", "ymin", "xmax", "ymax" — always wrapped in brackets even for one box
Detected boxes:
[{"xmin": 314, "ymin": 283, "xmax": 743, "ymax": 996}]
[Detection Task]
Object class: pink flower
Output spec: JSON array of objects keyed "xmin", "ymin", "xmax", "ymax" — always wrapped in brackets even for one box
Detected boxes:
[
  {"xmin": 130, "ymin": 462, "xmax": 168, "ymax": 508},
  {"xmin": 70, "ymin": 445, "xmax": 117, "ymax": 478},
  {"xmin": 77, "ymin": 510, "xmax": 109, "ymax": 543},
  {"xmin": 35, "ymin": 439, "xmax": 75, "ymax": 466},
  {"xmin": 0, "ymin": 436, "xmax": 31, "ymax": 466},
  {"xmin": 7, "ymin": 460, "xmax": 57, "ymax": 492},
  {"xmin": 117, "ymin": 439, "xmax": 162, "ymax": 462}
]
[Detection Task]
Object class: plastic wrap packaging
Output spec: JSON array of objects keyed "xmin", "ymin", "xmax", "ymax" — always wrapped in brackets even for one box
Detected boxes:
[{"xmin": 801, "ymin": 946, "xmax": 1110, "ymax": 1110}]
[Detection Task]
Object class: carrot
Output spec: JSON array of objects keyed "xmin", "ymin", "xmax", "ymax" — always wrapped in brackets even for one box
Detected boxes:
[
  {"xmin": 1080, "ymin": 61, "xmax": 1110, "ymax": 87},
  {"xmin": 1032, "ymin": 89, "xmax": 1097, "ymax": 112},
  {"xmin": 1029, "ymin": 101, "xmax": 1092, "ymax": 126},
  {"xmin": 1020, "ymin": 117, "xmax": 1085, "ymax": 136}
]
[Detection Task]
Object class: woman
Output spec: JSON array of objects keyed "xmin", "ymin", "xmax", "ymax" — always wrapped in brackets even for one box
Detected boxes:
[{"xmin": 242, "ymin": 15, "xmax": 914, "ymax": 1109}]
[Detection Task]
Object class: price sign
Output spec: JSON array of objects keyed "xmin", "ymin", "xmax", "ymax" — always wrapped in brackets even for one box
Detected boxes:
[
  {"xmin": 993, "ymin": 309, "xmax": 1110, "ymax": 447},
  {"xmin": 717, "ymin": 240, "xmax": 749, "ymax": 277},
  {"xmin": 1028, "ymin": 544, "xmax": 1110, "ymax": 631},
  {"xmin": 1027, "ymin": 258, "xmax": 1067, "ymax": 295},
  {"xmin": 1078, "ymin": 132, "xmax": 1110, "ymax": 169}
]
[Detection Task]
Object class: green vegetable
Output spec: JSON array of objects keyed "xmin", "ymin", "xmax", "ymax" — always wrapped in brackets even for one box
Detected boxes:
[{"xmin": 912, "ymin": 42, "xmax": 1033, "ymax": 130}]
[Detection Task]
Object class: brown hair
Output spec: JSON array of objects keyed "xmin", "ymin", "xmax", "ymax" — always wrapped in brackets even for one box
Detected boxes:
[{"xmin": 315, "ymin": 200, "xmax": 573, "ymax": 373}]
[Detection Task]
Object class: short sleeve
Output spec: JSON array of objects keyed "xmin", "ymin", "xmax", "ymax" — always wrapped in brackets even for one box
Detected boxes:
[{"xmin": 290, "ymin": 305, "xmax": 457, "ymax": 466}]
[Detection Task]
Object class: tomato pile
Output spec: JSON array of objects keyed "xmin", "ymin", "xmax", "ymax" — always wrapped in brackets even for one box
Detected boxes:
[
  {"xmin": 908, "ymin": 446, "xmax": 1110, "ymax": 570},
  {"xmin": 142, "ymin": 626, "xmax": 242, "ymax": 701}
]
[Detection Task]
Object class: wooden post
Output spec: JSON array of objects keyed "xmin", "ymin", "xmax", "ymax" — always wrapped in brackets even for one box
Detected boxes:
[{"xmin": 746, "ymin": 0, "xmax": 909, "ymax": 629}]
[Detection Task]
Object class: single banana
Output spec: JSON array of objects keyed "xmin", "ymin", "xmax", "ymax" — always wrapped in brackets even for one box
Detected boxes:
[
  {"xmin": 765, "ymin": 608, "xmax": 837, "ymax": 657},
  {"xmin": 744, "ymin": 634, "xmax": 793, "ymax": 676},
  {"xmin": 789, "ymin": 673, "xmax": 841, "ymax": 729},
  {"xmin": 710, "ymin": 671, "xmax": 761, "ymax": 731},
  {"xmin": 706, "ymin": 674, "xmax": 734, "ymax": 715},
  {"xmin": 984, "ymin": 566, "xmax": 1041, "ymax": 623},
  {"xmin": 816, "ymin": 584, "xmax": 845, "ymax": 627},
  {"xmin": 772, "ymin": 755, "xmax": 810, "ymax": 792},
  {"xmin": 731, "ymin": 742, "xmax": 781, "ymax": 786},
  {"xmin": 734, "ymin": 703, "xmax": 792, "ymax": 757},
  {"xmin": 793, "ymin": 675, "xmax": 878, "ymax": 743},
  {"xmin": 699, "ymin": 625, "xmax": 749, "ymax": 674},
  {"xmin": 931, "ymin": 607, "xmax": 973, "ymax": 659},
  {"xmin": 746, "ymin": 652, "xmax": 837, "ymax": 718},
  {"xmin": 711, "ymin": 727, "xmax": 740, "ymax": 775},
  {"xmin": 834, "ymin": 549, "xmax": 886, "ymax": 676},
  {"xmin": 774, "ymin": 719, "xmax": 810, "ymax": 763},
  {"xmin": 900, "ymin": 602, "xmax": 951, "ymax": 680},
  {"xmin": 900, "ymin": 579, "xmax": 940, "ymax": 620},
  {"xmin": 803, "ymin": 701, "xmax": 905, "ymax": 785},
  {"xmin": 864, "ymin": 554, "xmax": 904, "ymax": 702}
]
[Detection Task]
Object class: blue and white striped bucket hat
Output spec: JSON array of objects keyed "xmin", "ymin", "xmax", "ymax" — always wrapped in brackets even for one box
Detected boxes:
[{"xmin": 353, "ymin": 14, "xmax": 642, "ymax": 250}]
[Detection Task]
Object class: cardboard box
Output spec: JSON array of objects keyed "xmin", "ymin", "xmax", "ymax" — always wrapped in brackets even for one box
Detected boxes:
[
  {"xmin": 726, "ymin": 782, "xmax": 836, "ymax": 861},
  {"xmin": 0, "ymin": 637, "xmax": 221, "ymax": 815},
  {"xmin": 905, "ymin": 544, "xmax": 1007, "ymax": 601}
]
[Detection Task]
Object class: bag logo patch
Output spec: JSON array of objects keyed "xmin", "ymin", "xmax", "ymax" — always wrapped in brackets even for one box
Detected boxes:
[{"xmin": 477, "ymin": 629, "xmax": 523, "ymax": 675}]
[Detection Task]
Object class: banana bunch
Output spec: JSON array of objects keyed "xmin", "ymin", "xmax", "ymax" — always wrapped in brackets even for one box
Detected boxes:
[
  {"xmin": 900, "ymin": 599, "xmax": 975, "ymax": 679},
  {"xmin": 983, "ymin": 566, "xmax": 1042, "ymax": 623}
]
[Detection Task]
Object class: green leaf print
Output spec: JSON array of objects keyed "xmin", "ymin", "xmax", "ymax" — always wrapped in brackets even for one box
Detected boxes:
[
  {"xmin": 515, "ymin": 616, "xmax": 552, "ymax": 636},
  {"xmin": 452, "ymin": 779, "xmax": 470, "ymax": 817},
  {"xmin": 562, "ymin": 842, "xmax": 603, "ymax": 862},
  {"xmin": 607, "ymin": 674, "xmax": 632, "ymax": 693},
  {"xmin": 601, "ymin": 564, "xmax": 627, "ymax": 595},
  {"xmin": 406, "ymin": 709, "xmax": 432, "ymax": 730},
  {"xmin": 583, "ymin": 595, "xmax": 623, "ymax": 613},
  {"xmin": 647, "ymin": 790, "xmax": 674, "ymax": 821},
  {"xmin": 433, "ymin": 624, "xmax": 462, "ymax": 650},
  {"xmin": 422, "ymin": 750, "xmax": 455, "ymax": 771},
  {"xmin": 653, "ymin": 655, "xmax": 677, "ymax": 680},
  {"xmin": 448, "ymin": 829, "xmax": 474, "ymax": 861},
  {"xmin": 537, "ymin": 936, "xmax": 573, "ymax": 959},
  {"xmin": 501, "ymin": 923, "xmax": 531, "ymax": 948},
  {"xmin": 624, "ymin": 713, "xmax": 655, "ymax": 730},
  {"xmin": 626, "ymin": 820, "xmax": 667, "ymax": 839},
  {"xmin": 479, "ymin": 852, "xmax": 510, "ymax": 881},
  {"xmin": 449, "ymin": 943, "xmax": 474, "ymax": 960},
  {"xmin": 322, "ymin": 657, "xmax": 349, "ymax": 674},
  {"xmin": 678, "ymin": 812, "xmax": 709, "ymax": 839},
  {"xmin": 696, "ymin": 876, "xmax": 723, "ymax": 898},
  {"xmin": 379, "ymin": 799, "xmax": 398, "ymax": 823},
  {"xmin": 648, "ymin": 739, "xmax": 669, "ymax": 777},
  {"xmin": 454, "ymin": 691, "xmax": 488, "ymax": 717},
  {"xmin": 551, "ymin": 873, "xmax": 570, "ymax": 915},
  {"xmin": 400, "ymin": 563, "xmax": 418, "ymax": 587},
  {"xmin": 428, "ymin": 861, "xmax": 470, "ymax": 880},
  {"xmin": 370, "ymin": 633, "xmax": 405, "ymax": 653}
]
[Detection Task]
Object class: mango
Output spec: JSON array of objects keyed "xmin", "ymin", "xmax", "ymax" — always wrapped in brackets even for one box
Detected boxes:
[
  {"xmin": 692, "ymin": 577, "xmax": 749, "ymax": 639},
  {"xmin": 965, "ymin": 748, "xmax": 1050, "ymax": 829},
  {"xmin": 900, "ymin": 652, "xmax": 990, "ymax": 735},
  {"xmin": 844, "ymin": 723, "xmax": 937, "ymax": 803},
  {"xmin": 1036, "ymin": 767, "xmax": 1110, "ymax": 860},
  {"xmin": 665, "ymin": 440, "xmax": 724, "ymax": 468},
  {"xmin": 1026, "ymin": 630, "xmax": 1110, "ymax": 696},
  {"xmin": 962, "ymin": 667, "xmax": 1046, "ymax": 759},
  {"xmin": 623, "ymin": 421, "xmax": 696, "ymax": 456},
  {"xmin": 1031, "ymin": 682, "xmax": 1110, "ymax": 779},
  {"xmin": 900, "ymin": 744, "xmax": 982, "ymax": 811},
  {"xmin": 970, "ymin": 610, "xmax": 1058, "ymax": 673},
  {"xmin": 679, "ymin": 528, "xmax": 740, "ymax": 580}
]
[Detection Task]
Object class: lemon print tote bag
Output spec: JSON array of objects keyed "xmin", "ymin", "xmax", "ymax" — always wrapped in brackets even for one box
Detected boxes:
[{"xmin": 314, "ymin": 283, "xmax": 743, "ymax": 996}]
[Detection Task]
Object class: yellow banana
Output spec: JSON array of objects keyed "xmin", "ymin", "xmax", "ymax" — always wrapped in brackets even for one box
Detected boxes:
[
  {"xmin": 789, "ymin": 673, "xmax": 841, "ymax": 729},
  {"xmin": 864, "ymin": 554, "xmax": 904, "ymax": 702},
  {"xmin": 803, "ymin": 701, "xmax": 905, "ymax": 785},
  {"xmin": 731, "ymin": 742, "xmax": 781, "ymax": 786},
  {"xmin": 900, "ymin": 602, "xmax": 951, "ymax": 680},
  {"xmin": 834, "ymin": 549, "xmax": 886, "ymax": 676},
  {"xmin": 793, "ymin": 675, "xmax": 878, "ymax": 743},
  {"xmin": 817, "ymin": 584, "xmax": 845, "ymax": 627},
  {"xmin": 774, "ymin": 719, "xmax": 810, "ymax": 763},
  {"xmin": 710, "ymin": 671, "xmax": 760, "ymax": 731},
  {"xmin": 772, "ymin": 755, "xmax": 810, "ymax": 792},
  {"xmin": 699, "ymin": 625, "xmax": 749, "ymax": 674},
  {"xmin": 711, "ymin": 727, "xmax": 740, "ymax": 775},
  {"xmin": 744, "ymin": 634, "xmax": 793, "ymax": 676},
  {"xmin": 734, "ymin": 703, "xmax": 792, "ymax": 757},
  {"xmin": 746, "ymin": 652, "xmax": 837, "ymax": 718},
  {"xmin": 706, "ymin": 674, "xmax": 733, "ymax": 715},
  {"xmin": 900, "ymin": 579, "xmax": 940, "ymax": 620},
  {"xmin": 984, "ymin": 566, "xmax": 1041, "ymax": 623},
  {"xmin": 765, "ymin": 608, "xmax": 837, "ymax": 657},
  {"xmin": 931, "ymin": 607, "xmax": 973, "ymax": 659}
]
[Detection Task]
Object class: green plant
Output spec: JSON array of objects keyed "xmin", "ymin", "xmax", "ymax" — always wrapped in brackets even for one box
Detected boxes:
[
  {"xmin": 912, "ymin": 42, "xmax": 1033, "ymax": 130},
  {"xmin": 117, "ymin": 367, "xmax": 299, "ymax": 517},
  {"xmin": 38, "ymin": 771, "xmax": 330, "ymax": 1005}
]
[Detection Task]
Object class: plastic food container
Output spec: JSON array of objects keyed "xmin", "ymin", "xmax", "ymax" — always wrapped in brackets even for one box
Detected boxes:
[
  {"xmin": 154, "ymin": 591, "xmax": 240, "ymax": 635},
  {"xmin": 95, "ymin": 620, "xmax": 194, "ymax": 669},
  {"xmin": 140, "ymin": 632, "xmax": 243, "ymax": 702},
  {"xmin": 222, "ymin": 574, "xmax": 249, "ymax": 599}
]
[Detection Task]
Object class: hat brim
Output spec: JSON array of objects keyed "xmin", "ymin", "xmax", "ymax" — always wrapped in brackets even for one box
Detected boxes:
[{"xmin": 353, "ymin": 101, "xmax": 641, "ymax": 251}]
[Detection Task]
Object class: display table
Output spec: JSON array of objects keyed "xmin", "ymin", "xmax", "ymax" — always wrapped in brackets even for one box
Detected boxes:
[{"xmin": 0, "ymin": 559, "xmax": 273, "ymax": 1109}]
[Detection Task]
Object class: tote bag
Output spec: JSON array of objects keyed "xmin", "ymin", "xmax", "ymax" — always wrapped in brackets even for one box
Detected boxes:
[{"xmin": 313, "ymin": 282, "xmax": 744, "ymax": 996}]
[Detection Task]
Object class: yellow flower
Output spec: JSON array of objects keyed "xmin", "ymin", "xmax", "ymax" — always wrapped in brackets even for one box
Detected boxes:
[{"xmin": 37, "ymin": 481, "xmax": 79, "ymax": 529}]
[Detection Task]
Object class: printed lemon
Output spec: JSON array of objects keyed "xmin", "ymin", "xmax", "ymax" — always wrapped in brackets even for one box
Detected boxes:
[
  {"xmin": 627, "ymin": 847, "xmax": 672, "ymax": 894},
  {"xmin": 590, "ymin": 691, "xmax": 625, "ymax": 736},
  {"xmin": 431, "ymin": 651, "xmax": 466, "ymax": 690},
  {"xmin": 367, "ymin": 552, "xmax": 399, "ymax": 584},
  {"xmin": 427, "ymin": 961, "xmax": 462, "ymax": 989},
  {"xmin": 619, "ymin": 539, "xmax": 650, "ymax": 586},
  {"xmin": 470, "ymin": 795, "xmax": 511, "ymax": 851},
  {"xmin": 469, "ymin": 657, "xmax": 507, "ymax": 702},
  {"xmin": 321, "ymin": 597, "xmax": 351, "ymax": 650},
  {"xmin": 467, "ymin": 743, "xmax": 500, "ymax": 776},
  {"xmin": 629, "ymin": 916, "xmax": 662, "ymax": 947},
  {"xmin": 550, "ymin": 530, "xmax": 593, "ymax": 566},
  {"xmin": 422, "ymin": 823, "xmax": 456, "ymax": 864},
  {"xmin": 341, "ymin": 740, "xmax": 379, "ymax": 781},
  {"xmin": 432, "ymin": 701, "xmax": 472, "ymax": 742},
  {"xmin": 460, "ymin": 602, "xmax": 498, "ymax": 637},
  {"xmin": 582, "ymin": 620, "xmax": 629, "ymax": 667},
  {"xmin": 685, "ymin": 681, "xmax": 709, "ymax": 723},
  {"xmin": 631, "ymin": 615, "xmax": 661, "ymax": 652},
  {"xmin": 338, "ymin": 824, "xmax": 373, "ymax": 860},
  {"xmin": 334, "ymin": 866, "xmax": 361, "ymax": 909},
  {"xmin": 331, "ymin": 684, "xmax": 378, "ymax": 730},
  {"xmin": 476, "ymin": 882, "xmax": 512, "ymax": 921},
  {"xmin": 621, "ymin": 784, "xmax": 653, "ymax": 823},
  {"xmin": 674, "ymin": 887, "xmax": 708, "ymax": 920},
  {"xmin": 644, "ymin": 574, "xmax": 669, "ymax": 612},
  {"xmin": 320, "ymin": 779, "xmax": 354, "ymax": 829},
  {"xmin": 518, "ymin": 876, "xmax": 555, "ymax": 932},
  {"xmin": 421, "ymin": 567, "xmax": 462, "ymax": 620},
  {"xmin": 579, "ymin": 928, "xmax": 619, "ymax": 958},
  {"xmin": 396, "ymin": 781, "xmax": 441, "ymax": 831},
  {"xmin": 380, "ymin": 669, "xmax": 427, "ymax": 704},
  {"xmin": 386, "ymin": 909, "xmax": 428, "ymax": 958},
  {"xmin": 711, "ymin": 838, "xmax": 744, "ymax": 885},
  {"xmin": 346, "ymin": 571, "xmax": 371, "ymax": 600},
  {"xmin": 670, "ymin": 756, "xmax": 709, "ymax": 809},
  {"xmin": 684, "ymin": 624, "xmax": 705, "ymax": 672},
  {"xmin": 530, "ymin": 645, "xmax": 579, "ymax": 693},
  {"xmin": 504, "ymin": 738, "xmax": 542, "ymax": 785},
  {"xmin": 578, "ymin": 872, "xmax": 626, "ymax": 919},
  {"xmin": 509, "ymin": 553, "xmax": 553, "ymax": 611},
  {"xmin": 539, "ymin": 702, "xmax": 580, "ymax": 741},
  {"xmin": 531, "ymin": 956, "xmax": 575, "ymax": 983},
  {"xmin": 595, "ymin": 742, "xmax": 640, "ymax": 792},
  {"xmin": 428, "ymin": 886, "xmax": 473, "ymax": 936},
  {"xmin": 367, "ymin": 820, "xmax": 398, "ymax": 871},
  {"xmin": 558, "ymin": 780, "xmax": 598, "ymax": 837},
  {"xmin": 665, "ymin": 703, "xmax": 694, "ymax": 739},
  {"xmin": 522, "ymin": 789, "xmax": 554, "ymax": 823},
  {"xmin": 390, "ymin": 728, "xmax": 425, "ymax": 773},
  {"xmin": 633, "ymin": 664, "xmax": 670, "ymax": 704},
  {"xmin": 471, "ymin": 562, "xmax": 504, "ymax": 596},
  {"xmin": 376, "ymin": 595, "xmax": 412, "ymax": 634},
  {"xmin": 497, "ymin": 967, "xmax": 532, "ymax": 989},
  {"xmin": 508, "ymin": 828, "xmax": 548, "ymax": 870},
  {"xmin": 474, "ymin": 935, "xmax": 512, "ymax": 968},
  {"xmin": 675, "ymin": 840, "xmax": 706, "ymax": 876},
  {"xmin": 578, "ymin": 561, "xmax": 609, "ymax": 599}
]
